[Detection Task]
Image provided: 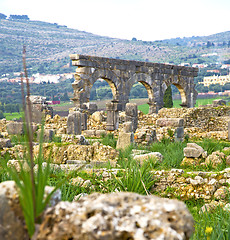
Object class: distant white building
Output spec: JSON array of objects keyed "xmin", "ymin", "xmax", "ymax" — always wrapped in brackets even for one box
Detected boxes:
[
  {"xmin": 201, "ymin": 53, "xmax": 218, "ymax": 57},
  {"xmin": 32, "ymin": 73, "xmax": 60, "ymax": 84},
  {"xmin": 192, "ymin": 64, "xmax": 208, "ymax": 68},
  {"xmin": 179, "ymin": 63, "xmax": 190, "ymax": 66}
]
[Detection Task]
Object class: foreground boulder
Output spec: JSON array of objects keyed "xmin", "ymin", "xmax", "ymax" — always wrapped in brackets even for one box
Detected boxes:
[
  {"xmin": 0, "ymin": 181, "xmax": 29, "ymax": 240},
  {"xmin": 0, "ymin": 181, "xmax": 61, "ymax": 240},
  {"xmin": 37, "ymin": 192, "xmax": 194, "ymax": 240}
]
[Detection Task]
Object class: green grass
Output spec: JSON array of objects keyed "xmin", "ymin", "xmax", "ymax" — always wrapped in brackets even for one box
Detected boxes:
[
  {"xmin": 138, "ymin": 104, "xmax": 149, "ymax": 114},
  {"xmin": 4, "ymin": 112, "xmax": 23, "ymax": 120}
]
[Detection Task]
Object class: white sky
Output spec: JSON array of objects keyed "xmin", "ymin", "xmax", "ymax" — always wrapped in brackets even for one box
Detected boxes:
[{"xmin": 1, "ymin": 0, "xmax": 230, "ymax": 41}]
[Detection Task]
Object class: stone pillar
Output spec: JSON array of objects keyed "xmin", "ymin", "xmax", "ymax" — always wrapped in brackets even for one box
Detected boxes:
[
  {"xmin": 175, "ymin": 127, "xmax": 184, "ymax": 142},
  {"xmin": 106, "ymin": 101, "xmax": 121, "ymax": 131},
  {"xmin": 125, "ymin": 103, "xmax": 138, "ymax": 132},
  {"xmin": 71, "ymin": 67, "xmax": 91, "ymax": 109},
  {"xmin": 81, "ymin": 112, "xmax": 87, "ymax": 131},
  {"xmin": 116, "ymin": 122, "xmax": 134, "ymax": 150},
  {"xmin": 67, "ymin": 111, "xmax": 82, "ymax": 135}
]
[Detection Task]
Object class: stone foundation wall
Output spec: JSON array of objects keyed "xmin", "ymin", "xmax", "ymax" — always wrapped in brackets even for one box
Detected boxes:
[{"xmin": 138, "ymin": 106, "xmax": 230, "ymax": 132}]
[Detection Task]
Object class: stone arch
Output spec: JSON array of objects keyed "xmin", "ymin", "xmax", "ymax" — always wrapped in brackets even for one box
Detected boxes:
[
  {"xmin": 126, "ymin": 73, "xmax": 156, "ymax": 113},
  {"xmin": 162, "ymin": 75, "xmax": 192, "ymax": 108},
  {"xmin": 87, "ymin": 68, "xmax": 120, "ymax": 102},
  {"xmin": 172, "ymin": 83, "xmax": 187, "ymax": 106},
  {"xmin": 128, "ymin": 72, "xmax": 154, "ymax": 99}
]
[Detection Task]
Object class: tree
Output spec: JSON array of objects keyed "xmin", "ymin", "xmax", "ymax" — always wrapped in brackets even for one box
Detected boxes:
[
  {"xmin": 62, "ymin": 92, "xmax": 69, "ymax": 101},
  {"xmin": 196, "ymin": 84, "xmax": 209, "ymax": 93},
  {"xmin": 207, "ymin": 41, "xmax": 212, "ymax": 48},
  {"xmin": 9, "ymin": 15, "xmax": 29, "ymax": 20},
  {"xmin": 90, "ymin": 88, "xmax": 97, "ymax": 100},
  {"xmin": 0, "ymin": 110, "xmax": 4, "ymax": 119},
  {"xmin": 163, "ymin": 86, "xmax": 173, "ymax": 108},
  {"xmin": 209, "ymin": 84, "xmax": 222, "ymax": 93},
  {"xmin": 0, "ymin": 13, "xmax": 7, "ymax": 19}
]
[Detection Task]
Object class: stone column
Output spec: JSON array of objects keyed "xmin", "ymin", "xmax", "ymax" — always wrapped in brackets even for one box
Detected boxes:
[
  {"xmin": 106, "ymin": 101, "xmax": 122, "ymax": 131},
  {"xmin": 175, "ymin": 127, "xmax": 184, "ymax": 142},
  {"xmin": 116, "ymin": 121, "xmax": 134, "ymax": 150},
  {"xmin": 67, "ymin": 111, "xmax": 82, "ymax": 135},
  {"xmin": 81, "ymin": 112, "xmax": 87, "ymax": 131},
  {"xmin": 125, "ymin": 103, "xmax": 138, "ymax": 132},
  {"xmin": 71, "ymin": 67, "xmax": 91, "ymax": 109}
]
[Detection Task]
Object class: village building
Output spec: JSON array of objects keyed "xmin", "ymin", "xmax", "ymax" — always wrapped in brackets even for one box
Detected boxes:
[{"xmin": 202, "ymin": 74, "xmax": 230, "ymax": 87}]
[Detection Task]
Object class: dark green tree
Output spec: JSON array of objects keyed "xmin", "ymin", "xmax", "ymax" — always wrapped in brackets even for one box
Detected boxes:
[
  {"xmin": 163, "ymin": 85, "xmax": 173, "ymax": 108},
  {"xmin": 0, "ymin": 110, "xmax": 4, "ymax": 119},
  {"xmin": 207, "ymin": 41, "xmax": 212, "ymax": 48}
]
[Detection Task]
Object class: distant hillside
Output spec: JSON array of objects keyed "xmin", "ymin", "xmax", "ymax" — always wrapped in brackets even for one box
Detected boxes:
[{"xmin": 0, "ymin": 18, "xmax": 230, "ymax": 79}]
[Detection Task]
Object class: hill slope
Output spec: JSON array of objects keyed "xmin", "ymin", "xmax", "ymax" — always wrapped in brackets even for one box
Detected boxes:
[{"xmin": 0, "ymin": 19, "xmax": 229, "ymax": 77}]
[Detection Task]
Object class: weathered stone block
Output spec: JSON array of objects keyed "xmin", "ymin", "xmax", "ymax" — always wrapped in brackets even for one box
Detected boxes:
[
  {"xmin": 67, "ymin": 111, "xmax": 82, "ymax": 135},
  {"xmin": 91, "ymin": 111, "xmax": 103, "ymax": 123},
  {"xmin": 116, "ymin": 132, "xmax": 134, "ymax": 149},
  {"xmin": 82, "ymin": 102, "xmax": 98, "ymax": 114},
  {"xmin": 106, "ymin": 102, "xmax": 119, "ymax": 131},
  {"xmin": 37, "ymin": 129, "xmax": 54, "ymax": 142},
  {"xmin": 95, "ymin": 130, "xmax": 107, "ymax": 137},
  {"xmin": 123, "ymin": 121, "xmax": 133, "ymax": 133},
  {"xmin": 183, "ymin": 143, "xmax": 204, "ymax": 158},
  {"xmin": 0, "ymin": 181, "xmax": 61, "ymax": 240},
  {"xmin": 6, "ymin": 122, "xmax": 24, "ymax": 135},
  {"xmin": 81, "ymin": 112, "xmax": 87, "ymax": 130},
  {"xmin": 156, "ymin": 118, "xmax": 184, "ymax": 127},
  {"xmin": 83, "ymin": 130, "xmax": 96, "ymax": 137},
  {"xmin": 213, "ymin": 99, "xmax": 226, "ymax": 106},
  {"xmin": 133, "ymin": 152, "xmax": 163, "ymax": 164}
]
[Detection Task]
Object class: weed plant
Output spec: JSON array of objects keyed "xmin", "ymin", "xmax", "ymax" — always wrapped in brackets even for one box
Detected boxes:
[
  {"xmin": 190, "ymin": 205, "xmax": 230, "ymax": 240},
  {"xmin": 197, "ymin": 138, "xmax": 230, "ymax": 155},
  {"xmin": 2, "ymin": 47, "xmax": 63, "ymax": 238},
  {"xmin": 100, "ymin": 133, "xmax": 117, "ymax": 148},
  {"xmin": 148, "ymin": 140, "xmax": 186, "ymax": 169}
]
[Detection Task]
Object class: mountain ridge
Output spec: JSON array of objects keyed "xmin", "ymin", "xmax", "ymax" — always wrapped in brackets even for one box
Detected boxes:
[{"xmin": 0, "ymin": 18, "xmax": 229, "ymax": 77}]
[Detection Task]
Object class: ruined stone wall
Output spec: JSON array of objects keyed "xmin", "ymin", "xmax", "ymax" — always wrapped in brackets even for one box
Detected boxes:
[{"xmin": 144, "ymin": 106, "xmax": 230, "ymax": 131}]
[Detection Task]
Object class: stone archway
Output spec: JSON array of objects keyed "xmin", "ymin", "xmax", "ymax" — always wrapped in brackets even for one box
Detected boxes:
[
  {"xmin": 127, "ymin": 73, "xmax": 155, "ymax": 114},
  {"xmin": 70, "ymin": 54, "xmax": 198, "ymax": 113},
  {"xmin": 72, "ymin": 66, "xmax": 120, "ymax": 108}
]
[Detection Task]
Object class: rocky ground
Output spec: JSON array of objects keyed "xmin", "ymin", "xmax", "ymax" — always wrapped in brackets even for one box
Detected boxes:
[{"xmin": 1, "ymin": 104, "xmax": 230, "ymax": 239}]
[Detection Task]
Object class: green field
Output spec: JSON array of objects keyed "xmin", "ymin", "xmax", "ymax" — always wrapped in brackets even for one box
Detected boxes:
[{"xmin": 4, "ymin": 112, "xmax": 23, "ymax": 120}]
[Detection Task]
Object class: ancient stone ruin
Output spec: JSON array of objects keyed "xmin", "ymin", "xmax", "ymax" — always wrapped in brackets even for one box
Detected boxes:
[
  {"xmin": 70, "ymin": 54, "xmax": 198, "ymax": 113},
  {"xmin": 28, "ymin": 95, "xmax": 53, "ymax": 123}
]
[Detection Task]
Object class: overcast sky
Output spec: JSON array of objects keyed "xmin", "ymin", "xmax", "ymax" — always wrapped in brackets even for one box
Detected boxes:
[{"xmin": 1, "ymin": 0, "xmax": 230, "ymax": 41}]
